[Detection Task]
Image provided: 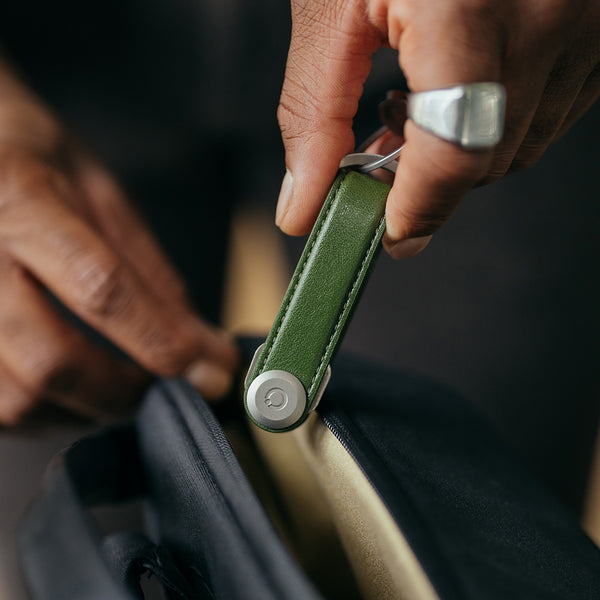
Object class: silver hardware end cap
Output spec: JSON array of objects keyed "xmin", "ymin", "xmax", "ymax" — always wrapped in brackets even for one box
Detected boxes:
[{"xmin": 246, "ymin": 370, "xmax": 307, "ymax": 430}]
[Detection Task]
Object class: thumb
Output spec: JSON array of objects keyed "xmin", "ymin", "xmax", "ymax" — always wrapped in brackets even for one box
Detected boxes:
[{"xmin": 276, "ymin": 0, "xmax": 381, "ymax": 235}]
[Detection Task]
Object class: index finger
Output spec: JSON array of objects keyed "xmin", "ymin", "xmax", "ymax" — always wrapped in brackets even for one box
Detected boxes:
[{"xmin": 0, "ymin": 157, "xmax": 237, "ymax": 375}]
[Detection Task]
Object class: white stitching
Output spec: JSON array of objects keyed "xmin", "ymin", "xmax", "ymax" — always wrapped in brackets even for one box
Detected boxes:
[
  {"xmin": 307, "ymin": 216, "xmax": 386, "ymax": 397},
  {"xmin": 257, "ymin": 176, "xmax": 344, "ymax": 375}
]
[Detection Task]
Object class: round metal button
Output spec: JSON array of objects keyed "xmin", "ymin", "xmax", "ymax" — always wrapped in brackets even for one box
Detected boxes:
[{"xmin": 246, "ymin": 370, "xmax": 307, "ymax": 430}]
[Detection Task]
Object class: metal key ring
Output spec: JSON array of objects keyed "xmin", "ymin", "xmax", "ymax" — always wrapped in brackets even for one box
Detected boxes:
[{"xmin": 340, "ymin": 145, "xmax": 403, "ymax": 173}]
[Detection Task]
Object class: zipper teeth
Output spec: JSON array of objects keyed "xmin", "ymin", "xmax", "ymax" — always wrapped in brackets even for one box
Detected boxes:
[
  {"xmin": 320, "ymin": 411, "xmax": 446, "ymax": 599},
  {"xmin": 322, "ymin": 409, "xmax": 463, "ymax": 600},
  {"xmin": 161, "ymin": 380, "xmax": 318, "ymax": 596},
  {"xmin": 320, "ymin": 412, "xmax": 381, "ymax": 496}
]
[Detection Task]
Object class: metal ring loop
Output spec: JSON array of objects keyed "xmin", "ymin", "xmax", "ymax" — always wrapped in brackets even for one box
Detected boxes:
[{"xmin": 340, "ymin": 145, "xmax": 403, "ymax": 174}]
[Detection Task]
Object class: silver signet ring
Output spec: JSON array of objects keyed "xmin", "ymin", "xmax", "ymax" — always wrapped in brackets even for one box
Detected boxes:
[{"xmin": 407, "ymin": 82, "xmax": 506, "ymax": 149}]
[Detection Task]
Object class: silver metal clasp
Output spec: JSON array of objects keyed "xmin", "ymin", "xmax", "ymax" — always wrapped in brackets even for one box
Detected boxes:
[{"xmin": 244, "ymin": 344, "xmax": 332, "ymax": 431}]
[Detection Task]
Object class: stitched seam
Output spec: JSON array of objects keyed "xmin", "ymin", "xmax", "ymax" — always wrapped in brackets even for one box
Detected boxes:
[
  {"xmin": 256, "ymin": 175, "xmax": 345, "ymax": 375},
  {"xmin": 308, "ymin": 215, "xmax": 386, "ymax": 398}
]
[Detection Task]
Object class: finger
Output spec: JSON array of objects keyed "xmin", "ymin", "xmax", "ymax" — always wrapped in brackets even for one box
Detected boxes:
[
  {"xmin": 0, "ymin": 253, "xmax": 149, "ymax": 419},
  {"xmin": 71, "ymin": 154, "xmax": 241, "ymax": 380},
  {"xmin": 382, "ymin": 1, "xmax": 504, "ymax": 258},
  {"xmin": 384, "ymin": 122, "xmax": 491, "ymax": 258},
  {"xmin": 482, "ymin": 77, "xmax": 549, "ymax": 183},
  {"xmin": 0, "ymin": 362, "xmax": 37, "ymax": 426},
  {"xmin": 276, "ymin": 0, "xmax": 382, "ymax": 235},
  {"xmin": 71, "ymin": 156, "xmax": 192, "ymax": 309},
  {"xmin": 509, "ymin": 70, "xmax": 586, "ymax": 174},
  {"xmin": 556, "ymin": 64, "xmax": 600, "ymax": 140},
  {"xmin": 484, "ymin": 54, "xmax": 587, "ymax": 182},
  {"xmin": 185, "ymin": 360, "xmax": 234, "ymax": 402},
  {"xmin": 0, "ymin": 153, "xmax": 238, "ymax": 375}
]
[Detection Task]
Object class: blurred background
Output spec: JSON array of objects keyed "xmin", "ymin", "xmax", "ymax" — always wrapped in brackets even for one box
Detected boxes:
[{"xmin": 0, "ymin": 0, "xmax": 598, "ymax": 597}]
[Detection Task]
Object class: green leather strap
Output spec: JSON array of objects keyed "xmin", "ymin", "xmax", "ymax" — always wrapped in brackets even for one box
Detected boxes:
[{"xmin": 245, "ymin": 169, "xmax": 390, "ymax": 431}]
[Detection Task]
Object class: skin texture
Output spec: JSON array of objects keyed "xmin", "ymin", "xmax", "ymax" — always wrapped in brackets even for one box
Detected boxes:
[
  {"xmin": 0, "ymin": 60, "xmax": 239, "ymax": 424},
  {"xmin": 276, "ymin": 0, "xmax": 600, "ymax": 258}
]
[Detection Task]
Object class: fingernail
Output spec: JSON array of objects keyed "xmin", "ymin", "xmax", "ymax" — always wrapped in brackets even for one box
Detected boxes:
[
  {"xmin": 387, "ymin": 235, "xmax": 433, "ymax": 260},
  {"xmin": 185, "ymin": 360, "xmax": 233, "ymax": 402},
  {"xmin": 275, "ymin": 169, "xmax": 294, "ymax": 228}
]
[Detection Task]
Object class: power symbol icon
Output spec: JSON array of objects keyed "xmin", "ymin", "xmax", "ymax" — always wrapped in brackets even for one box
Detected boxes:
[{"xmin": 265, "ymin": 388, "xmax": 287, "ymax": 409}]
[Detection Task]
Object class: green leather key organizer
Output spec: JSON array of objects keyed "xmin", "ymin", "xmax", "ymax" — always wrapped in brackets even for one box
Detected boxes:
[{"xmin": 244, "ymin": 169, "xmax": 391, "ymax": 432}]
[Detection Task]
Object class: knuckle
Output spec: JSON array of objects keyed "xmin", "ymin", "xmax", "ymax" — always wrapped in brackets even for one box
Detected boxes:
[
  {"xmin": 278, "ymin": 77, "xmax": 321, "ymax": 127},
  {"xmin": 72, "ymin": 258, "xmax": 131, "ymax": 319},
  {"xmin": 485, "ymin": 164, "xmax": 510, "ymax": 182},
  {"xmin": 452, "ymin": 0, "xmax": 503, "ymax": 27},
  {"xmin": 434, "ymin": 0, "xmax": 506, "ymax": 45},
  {"xmin": 502, "ymin": 136, "xmax": 547, "ymax": 176},
  {"xmin": 519, "ymin": 130, "xmax": 550, "ymax": 155},
  {"xmin": 277, "ymin": 101, "xmax": 299, "ymax": 136},
  {"xmin": 527, "ymin": 115, "xmax": 557, "ymax": 143},
  {"xmin": 531, "ymin": 0, "xmax": 578, "ymax": 34},
  {"xmin": 277, "ymin": 98, "xmax": 318, "ymax": 150},
  {"xmin": 367, "ymin": 0, "xmax": 387, "ymax": 29}
]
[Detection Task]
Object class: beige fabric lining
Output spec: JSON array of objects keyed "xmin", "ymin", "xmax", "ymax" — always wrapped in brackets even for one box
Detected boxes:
[
  {"xmin": 297, "ymin": 415, "xmax": 439, "ymax": 600},
  {"xmin": 250, "ymin": 416, "xmax": 439, "ymax": 600},
  {"xmin": 249, "ymin": 422, "xmax": 362, "ymax": 600},
  {"xmin": 222, "ymin": 209, "xmax": 289, "ymax": 335}
]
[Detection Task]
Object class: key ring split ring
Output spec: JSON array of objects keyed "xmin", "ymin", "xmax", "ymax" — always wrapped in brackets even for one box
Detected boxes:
[{"xmin": 339, "ymin": 146, "xmax": 403, "ymax": 174}]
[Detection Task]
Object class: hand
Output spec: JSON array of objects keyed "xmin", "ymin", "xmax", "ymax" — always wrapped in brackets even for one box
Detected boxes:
[
  {"xmin": 276, "ymin": 0, "xmax": 600, "ymax": 257},
  {"xmin": 0, "ymin": 60, "xmax": 239, "ymax": 424}
]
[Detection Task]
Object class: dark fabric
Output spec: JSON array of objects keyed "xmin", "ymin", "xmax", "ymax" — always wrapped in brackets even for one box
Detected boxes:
[
  {"xmin": 136, "ymin": 379, "xmax": 322, "ymax": 600},
  {"xmin": 101, "ymin": 532, "xmax": 195, "ymax": 599},
  {"xmin": 319, "ymin": 353, "xmax": 600, "ymax": 600},
  {"xmin": 18, "ymin": 428, "xmax": 140, "ymax": 600},
  {"xmin": 19, "ymin": 426, "xmax": 197, "ymax": 600},
  {"xmin": 19, "ymin": 378, "xmax": 323, "ymax": 600},
  {"xmin": 19, "ymin": 341, "xmax": 600, "ymax": 599}
]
